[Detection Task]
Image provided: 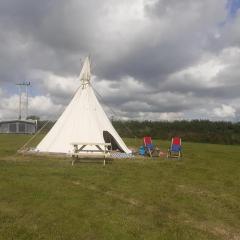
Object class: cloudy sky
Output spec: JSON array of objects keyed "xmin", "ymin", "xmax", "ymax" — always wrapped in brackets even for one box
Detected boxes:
[{"xmin": 0, "ymin": 0, "xmax": 240, "ymax": 121}]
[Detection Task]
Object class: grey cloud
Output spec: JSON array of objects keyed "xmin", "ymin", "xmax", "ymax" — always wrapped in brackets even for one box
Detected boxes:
[
  {"xmin": 98, "ymin": 0, "xmax": 227, "ymax": 83},
  {"xmin": 0, "ymin": 0, "xmax": 240, "ymax": 121}
]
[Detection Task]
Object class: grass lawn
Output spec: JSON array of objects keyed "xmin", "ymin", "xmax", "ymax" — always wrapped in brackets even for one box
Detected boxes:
[{"xmin": 0, "ymin": 134, "xmax": 239, "ymax": 239}]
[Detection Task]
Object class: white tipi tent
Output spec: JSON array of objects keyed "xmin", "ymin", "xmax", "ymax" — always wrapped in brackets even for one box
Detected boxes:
[{"xmin": 36, "ymin": 57, "xmax": 131, "ymax": 155}]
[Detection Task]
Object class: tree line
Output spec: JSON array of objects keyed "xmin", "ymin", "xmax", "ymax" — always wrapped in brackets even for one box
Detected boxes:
[
  {"xmin": 36, "ymin": 119, "xmax": 240, "ymax": 145},
  {"xmin": 112, "ymin": 120, "xmax": 240, "ymax": 145}
]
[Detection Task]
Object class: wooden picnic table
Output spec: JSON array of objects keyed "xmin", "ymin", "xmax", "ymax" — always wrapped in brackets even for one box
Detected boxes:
[{"xmin": 70, "ymin": 142, "xmax": 111, "ymax": 165}]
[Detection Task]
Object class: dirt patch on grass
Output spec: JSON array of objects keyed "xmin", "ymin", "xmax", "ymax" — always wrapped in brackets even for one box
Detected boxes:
[
  {"xmin": 72, "ymin": 180, "xmax": 142, "ymax": 207},
  {"xmin": 191, "ymin": 221, "xmax": 240, "ymax": 240}
]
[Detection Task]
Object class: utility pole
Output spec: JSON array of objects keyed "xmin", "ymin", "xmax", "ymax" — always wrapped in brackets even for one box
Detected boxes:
[
  {"xmin": 25, "ymin": 82, "xmax": 30, "ymax": 118},
  {"xmin": 16, "ymin": 83, "xmax": 22, "ymax": 120},
  {"xmin": 16, "ymin": 82, "xmax": 31, "ymax": 120}
]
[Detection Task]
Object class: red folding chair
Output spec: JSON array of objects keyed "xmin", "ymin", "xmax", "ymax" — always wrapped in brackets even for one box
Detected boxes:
[
  {"xmin": 143, "ymin": 136, "xmax": 155, "ymax": 157},
  {"xmin": 167, "ymin": 137, "xmax": 182, "ymax": 159}
]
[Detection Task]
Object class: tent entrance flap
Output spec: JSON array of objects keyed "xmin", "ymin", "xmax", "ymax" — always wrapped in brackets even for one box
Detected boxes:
[{"xmin": 103, "ymin": 131, "xmax": 123, "ymax": 152}]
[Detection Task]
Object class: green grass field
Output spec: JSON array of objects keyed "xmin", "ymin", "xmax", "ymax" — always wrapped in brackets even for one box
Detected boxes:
[{"xmin": 0, "ymin": 134, "xmax": 239, "ymax": 240}]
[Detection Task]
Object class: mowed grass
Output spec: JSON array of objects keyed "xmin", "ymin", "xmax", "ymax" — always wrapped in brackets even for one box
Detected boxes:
[{"xmin": 0, "ymin": 134, "xmax": 240, "ymax": 240}]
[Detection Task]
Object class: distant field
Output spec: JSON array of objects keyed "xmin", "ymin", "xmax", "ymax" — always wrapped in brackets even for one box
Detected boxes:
[{"xmin": 0, "ymin": 134, "xmax": 239, "ymax": 240}]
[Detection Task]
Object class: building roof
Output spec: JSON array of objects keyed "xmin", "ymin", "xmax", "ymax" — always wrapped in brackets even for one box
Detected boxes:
[{"xmin": 0, "ymin": 119, "xmax": 36, "ymax": 124}]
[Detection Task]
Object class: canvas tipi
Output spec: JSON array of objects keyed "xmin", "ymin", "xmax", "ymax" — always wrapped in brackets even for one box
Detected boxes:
[{"xmin": 36, "ymin": 57, "xmax": 131, "ymax": 155}]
